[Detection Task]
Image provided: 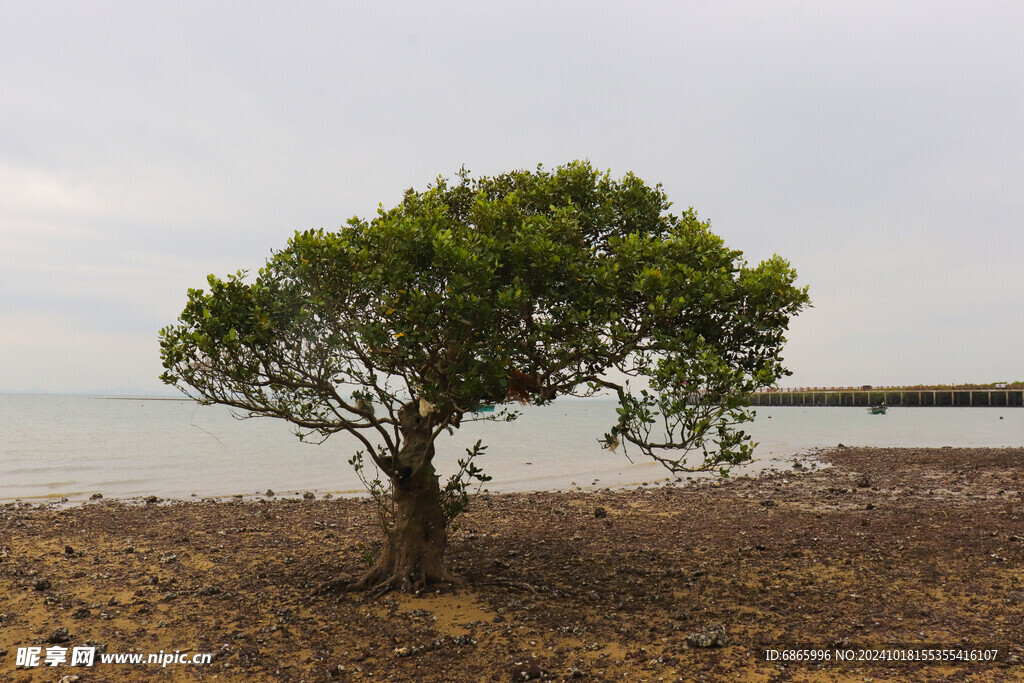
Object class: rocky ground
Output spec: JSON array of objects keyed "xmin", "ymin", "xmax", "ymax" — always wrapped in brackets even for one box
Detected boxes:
[{"xmin": 1, "ymin": 446, "xmax": 1023, "ymax": 682}]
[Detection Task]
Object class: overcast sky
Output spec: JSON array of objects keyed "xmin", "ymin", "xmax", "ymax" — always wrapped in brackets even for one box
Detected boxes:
[{"xmin": 1, "ymin": 1, "xmax": 1021, "ymax": 394}]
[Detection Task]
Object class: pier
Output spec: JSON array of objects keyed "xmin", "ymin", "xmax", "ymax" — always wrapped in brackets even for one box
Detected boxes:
[{"xmin": 751, "ymin": 387, "xmax": 1024, "ymax": 407}]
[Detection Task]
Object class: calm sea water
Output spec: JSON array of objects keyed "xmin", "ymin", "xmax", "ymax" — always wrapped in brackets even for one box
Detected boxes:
[{"xmin": 1, "ymin": 394, "xmax": 1021, "ymax": 502}]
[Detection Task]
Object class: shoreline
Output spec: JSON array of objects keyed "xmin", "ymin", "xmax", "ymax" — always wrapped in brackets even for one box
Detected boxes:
[
  {"xmin": 4, "ymin": 396, "xmax": 1021, "ymax": 505},
  {"xmin": 2, "ymin": 446, "xmax": 1022, "ymax": 680},
  {"xmin": 1, "ymin": 449, "xmax": 834, "ymax": 509}
]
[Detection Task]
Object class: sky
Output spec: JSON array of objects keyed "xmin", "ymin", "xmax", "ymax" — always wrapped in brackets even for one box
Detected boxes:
[{"xmin": 1, "ymin": 1, "xmax": 1022, "ymax": 395}]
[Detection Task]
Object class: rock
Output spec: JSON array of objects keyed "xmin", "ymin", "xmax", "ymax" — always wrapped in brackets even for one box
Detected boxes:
[
  {"xmin": 837, "ymin": 443, "xmax": 846, "ymax": 449},
  {"xmin": 238, "ymin": 645, "xmax": 260, "ymax": 666},
  {"xmin": 303, "ymin": 491, "xmax": 316, "ymax": 500},
  {"xmin": 145, "ymin": 495, "xmax": 161, "ymax": 504},
  {"xmin": 760, "ymin": 500, "xmax": 776, "ymax": 507},
  {"xmin": 33, "ymin": 578, "xmax": 52, "ymax": 591},
  {"xmin": 199, "ymin": 584, "xmax": 222, "ymax": 596},
  {"xmin": 64, "ymin": 545, "xmax": 75, "ymax": 555},
  {"xmin": 856, "ymin": 476, "xmax": 872, "ymax": 488},
  {"xmin": 1006, "ymin": 591, "xmax": 1024, "ymax": 605},
  {"xmin": 594, "ymin": 507, "xmax": 608, "ymax": 518},
  {"xmin": 686, "ymin": 624, "xmax": 729, "ymax": 648},
  {"xmin": 265, "ymin": 489, "xmax": 275, "ymax": 497},
  {"xmin": 72, "ymin": 608, "xmax": 91, "ymax": 619},
  {"xmin": 90, "ymin": 493, "xmax": 103, "ymax": 500},
  {"xmin": 510, "ymin": 663, "xmax": 545, "ymax": 681},
  {"xmin": 47, "ymin": 627, "xmax": 72, "ymax": 643}
]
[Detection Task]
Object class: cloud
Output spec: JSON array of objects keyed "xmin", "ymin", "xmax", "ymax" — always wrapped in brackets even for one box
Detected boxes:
[{"xmin": 1, "ymin": 1, "xmax": 1023, "ymax": 392}]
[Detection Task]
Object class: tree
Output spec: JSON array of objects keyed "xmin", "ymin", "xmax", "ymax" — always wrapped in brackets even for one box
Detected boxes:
[{"xmin": 159, "ymin": 161, "xmax": 810, "ymax": 594}]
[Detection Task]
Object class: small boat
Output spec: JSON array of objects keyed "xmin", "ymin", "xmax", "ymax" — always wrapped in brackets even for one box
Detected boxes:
[{"xmin": 868, "ymin": 404, "xmax": 887, "ymax": 415}]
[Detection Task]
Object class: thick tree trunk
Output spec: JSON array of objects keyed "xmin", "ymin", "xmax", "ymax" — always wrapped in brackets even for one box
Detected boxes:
[
  {"xmin": 350, "ymin": 468, "xmax": 459, "ymax": 594},
  {"xmin": 348, "ymin": 402, "xmax": 461, "ymax": 594}
]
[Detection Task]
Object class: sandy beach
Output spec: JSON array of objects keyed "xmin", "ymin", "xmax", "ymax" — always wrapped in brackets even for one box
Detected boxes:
[{"xmin": 2, "ymin": 446, "xmax": 1022, "ymax": 681}]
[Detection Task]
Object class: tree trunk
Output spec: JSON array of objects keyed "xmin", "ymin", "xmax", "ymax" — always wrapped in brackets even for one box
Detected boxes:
[{"xmin": 348, "ymin": 402, "xmax": 460, "ymax": 594}]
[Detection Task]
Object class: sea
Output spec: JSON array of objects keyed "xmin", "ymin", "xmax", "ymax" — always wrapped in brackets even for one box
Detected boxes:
[{"xmin": 1, "ymin": 393, "xmax": 1021, "ymax": 503}]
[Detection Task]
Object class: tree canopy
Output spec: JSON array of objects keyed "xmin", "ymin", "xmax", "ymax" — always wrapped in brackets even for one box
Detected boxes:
[{"xmin": 159, "ymin": 161, "xmax": 810, "ymax": 593}]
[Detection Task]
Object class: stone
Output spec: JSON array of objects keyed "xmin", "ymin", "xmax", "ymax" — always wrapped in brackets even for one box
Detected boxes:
[
  {"xmin": 511, "ymin": 663, "xmax": 545, "ymax": 681},
  {"xmin": 47, "ymin": 627, "xmax": 72, "ymax": 643},
  {"xmin": 686, "ymin": 624, "xmax": 729, "ymax": 648}
]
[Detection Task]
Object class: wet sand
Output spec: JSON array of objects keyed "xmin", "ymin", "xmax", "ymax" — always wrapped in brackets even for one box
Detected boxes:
[{"xmin": 1, "ymin": 447, "xmax": 1022, "ymax": 681}]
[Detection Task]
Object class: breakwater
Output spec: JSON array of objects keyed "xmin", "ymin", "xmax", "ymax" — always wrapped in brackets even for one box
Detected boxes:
[{"xmin": 751, "ymin": 388, "xmax": 1024, "ymax": 407}]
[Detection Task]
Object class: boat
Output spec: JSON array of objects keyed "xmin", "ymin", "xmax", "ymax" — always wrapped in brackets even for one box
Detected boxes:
[
  {"xmin": 474, "ymin": 404, "xmax": 496, "ymax": 413},
  {"xmin": 868, "ymin": 404, "xmax": 887, "ymax": 415}
]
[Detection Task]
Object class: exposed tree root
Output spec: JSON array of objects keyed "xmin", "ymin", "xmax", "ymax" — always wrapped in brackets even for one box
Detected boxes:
[{"xmin": 347, "ymin": 553, "xmax": 465, "ymax": 598}]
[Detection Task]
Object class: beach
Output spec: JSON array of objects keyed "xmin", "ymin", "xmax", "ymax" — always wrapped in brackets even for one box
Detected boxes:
[{"xmin": 2, "ymin": 446, "xmax": 1022, "ymax": 681}]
